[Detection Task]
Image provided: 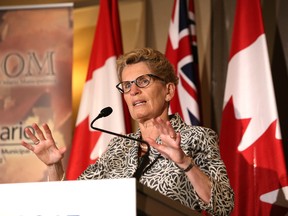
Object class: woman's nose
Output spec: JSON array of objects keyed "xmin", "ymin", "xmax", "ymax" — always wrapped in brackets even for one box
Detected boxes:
[{"xmin": 129, "ymin": 82, "xmax": 140, "ymax": 95}]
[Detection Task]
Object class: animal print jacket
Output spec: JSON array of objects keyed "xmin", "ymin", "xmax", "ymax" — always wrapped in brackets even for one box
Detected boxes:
[{"xmin": 78, "ymin": 114, "xmax": 234, "ymax": 216}]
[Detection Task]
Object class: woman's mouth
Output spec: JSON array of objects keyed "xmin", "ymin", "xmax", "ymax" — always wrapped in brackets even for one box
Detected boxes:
[{"xmin": 133, "ymin": 100, "xmax": 146, "ymax": 106}]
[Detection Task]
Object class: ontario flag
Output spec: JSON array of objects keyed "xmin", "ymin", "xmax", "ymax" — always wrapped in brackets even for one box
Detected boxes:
[
  {"xmin": 66, "ymin": 0, "xmax": 130, "ymax": 180},
  {"xmin": 165, "ymin": 0, "xmax": 201, "ymax": 126},
  {"xmin": 220, "ymin": 0, "xmax": 288, "ymax": 215}
]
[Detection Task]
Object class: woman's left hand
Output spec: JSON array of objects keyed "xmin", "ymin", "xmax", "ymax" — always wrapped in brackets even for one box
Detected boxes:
[
  {"xmin": 146, "ymin": 118, "xmax": 212, "ymax": 204},
  {"xmin": 145, "ymin": 117, "xmax": 187, "ymax": 165}
]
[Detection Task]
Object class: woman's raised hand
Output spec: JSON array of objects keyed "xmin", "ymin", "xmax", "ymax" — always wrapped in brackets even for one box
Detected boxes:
[
  {"xmin": 145, "ymin": 117, "xmax": 187, "ymax": 165},
  {"xmin": 21, "ymin": 123, "xmax": 66, "ymax": 166}
]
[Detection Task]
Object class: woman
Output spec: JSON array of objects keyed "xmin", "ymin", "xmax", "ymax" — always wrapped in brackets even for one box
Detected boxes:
[{"xmin": 22, "ymin": 48, "xmax": 234, "ymax": 215}]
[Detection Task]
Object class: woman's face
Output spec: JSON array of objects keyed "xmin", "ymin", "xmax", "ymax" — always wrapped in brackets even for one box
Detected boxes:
[{"xmin": 121, "ymin": 62, "xmax": 174, "ymax": 124}]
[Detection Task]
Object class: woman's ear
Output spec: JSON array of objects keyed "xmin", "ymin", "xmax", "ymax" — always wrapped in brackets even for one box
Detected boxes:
[{"xmin": 165, "ymin": 83, "xmax": 176, "ymax": 102}]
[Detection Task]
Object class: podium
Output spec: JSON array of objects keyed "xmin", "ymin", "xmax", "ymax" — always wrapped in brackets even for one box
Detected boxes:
[
  {"xmin": 137, "ymin": 182, "xmax": 201, "ymax": 216},
  {"xmin": 0, "ymin": 178, "xmax": 201, "ymax": 216}
]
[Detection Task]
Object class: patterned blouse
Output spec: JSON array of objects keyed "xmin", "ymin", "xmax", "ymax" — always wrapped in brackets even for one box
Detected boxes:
[{"xmin": 78, "ymin": 114, "xmax": 234, "ymax": 215}]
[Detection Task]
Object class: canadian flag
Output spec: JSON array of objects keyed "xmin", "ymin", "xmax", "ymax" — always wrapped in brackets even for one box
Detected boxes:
[
  {"xmin": 220, "ymin": 0, "xmax": 288, "ymax": 215},
  {"xmin": 165, "ymin": 0, "xmax": 201, "ymax": 126},
  {"xmin": 66, "ymin": 0, "xmax": 130, "ymax": 180}
]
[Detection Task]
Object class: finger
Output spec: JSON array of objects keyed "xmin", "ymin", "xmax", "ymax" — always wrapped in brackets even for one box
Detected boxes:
[
  {"xmin": 24, "ymin": 126, "xmax": 40, "ymax": 143},
  {"xmin": 146, "ymin": 137, "xmax": 169, "ymax": 158},
  {"xmin": 154, "ymin": 118, "xmax": 169, "ymax": 135},
  {"xmin": 145, "ymin": 137, "xmax": 159, "ymax": 149},
  {"xmin": 175, "ymin": 132, "xmax": 181, "ymax": 142},
  {"xmin": 59, "ymin": 146, "xmax": 67, "ymax": 155},
  {"xmin": 165, "ymin": 121, "xmax": 177, "ymax": 140},
  {"xmin": 32, "ymin": 123, "xmax": 46, "ymax": 141},
  {"xmin": 42, "ymin": 123, "xmax": 54, "ymax": 141},
  {"xmin": 21, "ymin": 141, "xmax": 34, "ymax": 151},
  {"xmin": 156, "ymin": 118, "xmax": 176, "ymax": 140}
]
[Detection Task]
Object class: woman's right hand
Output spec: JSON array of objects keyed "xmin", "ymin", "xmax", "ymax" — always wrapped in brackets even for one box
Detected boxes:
[{"xmin": 21, "ymin": 123, "xmax": 66, "ymax": 166}]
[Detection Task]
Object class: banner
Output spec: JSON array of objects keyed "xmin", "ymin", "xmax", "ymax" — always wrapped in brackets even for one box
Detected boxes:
[
  {"xmin": 219, "ymin": 0, "xmax": 288, "ymax": 215},
  {"xmin": 0, "ymin": 3, "xmax": 73, "ymax": 183}
]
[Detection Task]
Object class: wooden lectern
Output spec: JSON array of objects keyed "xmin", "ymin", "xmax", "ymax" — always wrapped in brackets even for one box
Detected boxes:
[
  {"xmin": 137, "ymin": 182, "xmax": 201, "ymax": 216},
  {"xmin": 0, "ymin": 178, "xmax": 201, "ymax": 216}
]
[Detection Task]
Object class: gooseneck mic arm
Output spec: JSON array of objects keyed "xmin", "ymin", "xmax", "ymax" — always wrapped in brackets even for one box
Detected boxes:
[{"xmin": 90, "ymin": 107, "xmax": 149, "ymax": 145}]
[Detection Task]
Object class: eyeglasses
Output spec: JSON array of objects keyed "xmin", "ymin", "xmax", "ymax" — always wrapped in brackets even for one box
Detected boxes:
[{"xmin": 116, "ymin": 74, "xmax": 165, "ymax": 94}]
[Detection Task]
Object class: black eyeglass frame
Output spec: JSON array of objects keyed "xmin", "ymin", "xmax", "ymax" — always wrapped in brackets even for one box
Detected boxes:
[{"xmin": 116, "ymin": 73, "xmax": 165, "ymax": 94}]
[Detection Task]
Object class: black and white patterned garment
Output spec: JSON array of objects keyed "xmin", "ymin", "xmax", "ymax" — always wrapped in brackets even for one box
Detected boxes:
[{"xmin": 78, "ymin": 114, "xmax": 234, "ymax": 216}]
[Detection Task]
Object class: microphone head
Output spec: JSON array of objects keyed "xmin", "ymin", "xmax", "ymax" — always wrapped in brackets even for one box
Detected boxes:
[
  {"xmin": 100, "ymin": 106, "xmax": 113, "ymax": 117},
  {"xmin": 91, "ymin": 107, "xmax": 113, "ymax": 125}
]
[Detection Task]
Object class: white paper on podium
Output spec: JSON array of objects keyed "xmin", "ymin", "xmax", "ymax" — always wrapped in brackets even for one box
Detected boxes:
[{"xmin": 0, "ymin": 178, "xmax": 136, "ymax": 216}]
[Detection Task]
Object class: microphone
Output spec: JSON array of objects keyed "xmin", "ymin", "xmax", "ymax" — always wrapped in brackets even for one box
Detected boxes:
[
  {"xmin": 90, "ymin": 107, "xmax": 151, "ymax": 180},
  {"xmin": 93, "ymin": 106, "xmax": 113, "ymax": 121}
]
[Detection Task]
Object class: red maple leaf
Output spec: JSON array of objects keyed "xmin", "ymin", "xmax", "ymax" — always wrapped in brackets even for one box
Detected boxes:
[{"xmin": 220, "ymin": 97, "xmax": 288, "ymax": 215}]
